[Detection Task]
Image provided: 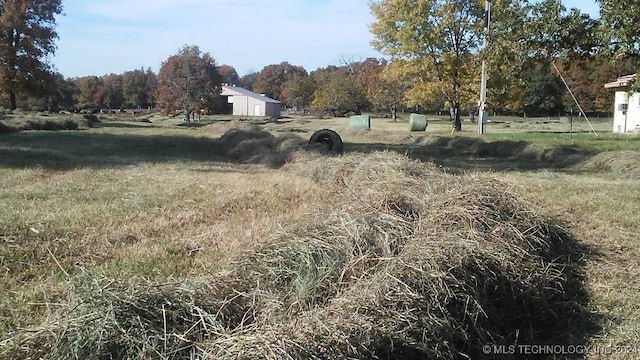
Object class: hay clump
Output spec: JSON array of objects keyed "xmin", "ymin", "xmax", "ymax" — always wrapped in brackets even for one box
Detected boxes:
[
  {"xmin": 284, "ymin": 150, "xmax": 442, "ymax": 191},
  {"xmin": 578, "ymin": 150, "xmax": 640, "ymax": 178},
  {"xmin": 200, "ymin": 173, "xmax": 592, "ymax": 359},
  {"xmin": 1, "ymin": 276, "xmax": 250, "ymax": 360},
  {"xmin": 216, "ymin": 128, "xmax": 308, "ymax": 167},
  {"xmin": 3, "ymin": 152, "xmax": 594, "ymax": 359}
]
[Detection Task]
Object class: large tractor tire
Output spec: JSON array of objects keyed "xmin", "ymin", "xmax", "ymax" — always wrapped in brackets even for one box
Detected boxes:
[{"xmin": 309, "ymin": 129, "xmax": 344, "ymax": 154}]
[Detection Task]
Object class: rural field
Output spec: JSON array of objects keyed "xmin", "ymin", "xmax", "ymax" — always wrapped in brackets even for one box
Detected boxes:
[{"xmin": 1, "ymin": 112, "xmax": 640, "ymax": 359}]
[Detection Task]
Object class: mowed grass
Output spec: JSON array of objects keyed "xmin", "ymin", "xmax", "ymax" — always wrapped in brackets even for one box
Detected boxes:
[{"xmin": 1, "ymin": 113, "xmax": 640, "ymax": 358}]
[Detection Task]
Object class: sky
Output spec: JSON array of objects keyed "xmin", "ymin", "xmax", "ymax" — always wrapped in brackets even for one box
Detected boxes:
[{"xmin": 51, "ymin": 0, "xmax": 601, "ymax": 79}]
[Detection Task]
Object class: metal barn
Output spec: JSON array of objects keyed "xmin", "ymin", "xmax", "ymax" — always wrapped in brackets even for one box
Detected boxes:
[{"xmin": 221, "ymin": 85, "xmax": 281, "ymax": 118}]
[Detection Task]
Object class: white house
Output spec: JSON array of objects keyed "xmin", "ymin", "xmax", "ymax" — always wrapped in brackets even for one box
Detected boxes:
[
  {"xmin": 220, "ymin": 85, "xmax": 281, "ymax": 118},
  {"xmin": 604, "ymin": 74, "xmax": 640, "ymax": 133}
]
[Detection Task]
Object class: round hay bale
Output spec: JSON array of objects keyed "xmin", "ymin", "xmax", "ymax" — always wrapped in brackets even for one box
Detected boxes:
[
  {"xmin": 308, "ymin": 129, "xmax": 344, "ymax": 154},
  {"xmin": 409, "ymin": 113, "xmax": 428, "ymax": 131},
  {"xmin": 349, "ymin": 115, "xmax": 371, "ymax": 130}
]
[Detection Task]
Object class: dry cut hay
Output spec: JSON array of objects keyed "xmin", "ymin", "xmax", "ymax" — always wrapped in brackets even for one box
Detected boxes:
[
  {"xmin": 2, "ymin": 152, "xmax": 594, "ymax": 360},
  {"xmin": 284, "ymin": 150, "xmax": 442, "ymax": 192},
  {"xmin": 578, "ymin": 150, "xmax": 640, "ymax": 178},
  {"xmin": 200, "ymin": 174, "xmax": 592, "ymax": 359},
  {"xmin": 215, "ymin": 128, "xmax": 309, "ymax": 168},
  {"xmin": 342, "ymin": 128, "xmax": 416, "ymax": 144}
]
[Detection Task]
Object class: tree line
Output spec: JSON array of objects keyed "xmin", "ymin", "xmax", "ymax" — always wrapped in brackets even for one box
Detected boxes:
[
  {"xmin": 1, "ymin": 0, "xmax": 640, "ymax": 125},
  {"xmin": 8, "ymin": 52, "xmax": 633, "ymax": 120}
]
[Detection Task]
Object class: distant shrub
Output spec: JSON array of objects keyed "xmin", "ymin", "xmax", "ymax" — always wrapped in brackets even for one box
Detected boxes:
[
  {"xmin": 60, "ymin": 120, "xmax": 79, "ymax": 130},
  {"xmin": 0, "ymin": 121, "xmax": 16, "ymax": 134},
  {"xmin": 83, "ymin": 114, "xmax": 100, "ymax": 125},
  {"xmin": 24, "ymin": 119, "xmax": 80, "ymax": 131}
]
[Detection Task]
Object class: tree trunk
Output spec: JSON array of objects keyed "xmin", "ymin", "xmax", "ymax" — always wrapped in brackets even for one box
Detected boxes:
[
  {"xmin": 453, "ymin": 104, "xmax": 462, "ymax": 132},
  {"xmin": 9, "ymin": 91, "xmax": 16, "ymax": 111}
]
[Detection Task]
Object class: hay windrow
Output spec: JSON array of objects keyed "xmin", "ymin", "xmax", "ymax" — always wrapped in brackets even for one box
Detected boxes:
[
  {"xmin": 578, "ymin": 150, "xmax": 640, "ymax": 178},
  {"xmin": 2, "ymin": 151, "xmax": 594, "ymax": 360},
  {"xmin": 198, "ymin": 177, "xmax": 590, "ymax": 359}
]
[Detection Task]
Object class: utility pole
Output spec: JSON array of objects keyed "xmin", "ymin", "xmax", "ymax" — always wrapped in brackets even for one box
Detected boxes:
[{"xmin": 478, "ymin": 0, "xmax": 491, "ymax": 134}]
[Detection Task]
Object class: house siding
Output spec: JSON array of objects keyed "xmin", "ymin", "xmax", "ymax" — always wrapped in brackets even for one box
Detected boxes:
[{"xmin": 613, "ymin": 91, "xmax": 640, "ymax": 133}]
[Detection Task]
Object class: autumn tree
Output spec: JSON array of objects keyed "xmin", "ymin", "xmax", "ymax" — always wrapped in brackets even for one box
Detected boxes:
[
  {"xmin": 155, "ymin": 45, "xmax": 222, "ymax": 122},
  {"xmin": 16, "ymin": 71, "xmax": 74, "ymax": 111},
  {"xmin": 489, "ymin": 1, "xmax": 601, "ymax": 115},
  {"xmin": 74, "ymin": 76, "xmax": 100, "ymax": 109},
  {"xmin": 349, "ymin": 58, "xmax": 407, "ymax": 120},
  {"xmin": 370, "ymin": 0, "xmax": 486, "ymax": 131},
  {"xmin": 254, "ymin": 62, "xmax": 307, "ymax": 102},
  {"xmin": 0, "ymin": 0, "xmax": 63, "ymax": 110},
  {"xmin": 217, "ymin": 64, "xmax": 240, "ymax": 85}
]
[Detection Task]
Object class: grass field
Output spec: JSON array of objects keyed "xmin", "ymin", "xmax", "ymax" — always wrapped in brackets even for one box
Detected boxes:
[{"xmin": 1, "ymin": 112, "xmax": 640, "ymax": 359}]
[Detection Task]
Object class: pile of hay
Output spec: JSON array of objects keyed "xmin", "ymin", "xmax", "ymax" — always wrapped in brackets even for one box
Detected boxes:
[
  {"xmin": 1, "ymin": 152, "xmax": 593, "ymax": 359},
  {"xmin": 578, "ymin": 150, "xmax": 640, "ymax": 178},
  {"xmin": 0, "ymin": 117, "xmax": 88, "ymax": 132},
  {"xmin": 215, "ymin": 128, "xmax": 335, "ymax": 167}
]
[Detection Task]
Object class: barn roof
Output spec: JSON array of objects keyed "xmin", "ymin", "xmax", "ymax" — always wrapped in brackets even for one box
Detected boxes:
[
  {"xmin": 221, "ymin": 85, "xmax": 281, "ymax": 104},
  {"xmin": 604, "ymin": 74, "xmax": 636, "ymax": 89}
]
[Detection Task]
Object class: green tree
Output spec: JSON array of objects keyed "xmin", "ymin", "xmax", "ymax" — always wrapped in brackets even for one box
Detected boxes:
[
  {"xmin": 49, "ymin": 72, "xmax": 77, "ymax": 111},
  {"xmin": 599, "ymin": 0, "xmax": 640, "ymax": 58},
  {"xmin": 523, "ymin": 65, "xmax": 564, "ymax": 116},
  {"xmin": 97, "ymin": 73, "xmax": 123, "ymax": 109},
  {"xmin": 0, "ymin": 0, "xmax": 63, "ymax": 110},
  {"xmin": 599, "ymin": 0, "xmax": 640, "ymax": 91},
  {"xmin": 370, "ymin": 0, "xmax": 485, "ymax": 131},
  {"xmin": 155, "ymin": 45, "xmax": 222, "ymax": 122},
  {"xmin": 239, "ymin": 71, "xmax": 258, "ymax": 90},
  {"xmin": 496, "ymin": 1, "xmax": 600, "ymax": 114},
  {"xmin": 122, "ymin": 68, "xmax": 156, "ymax": 108},
  {"xmin": 281, "ymin": 74, "xmax": 316, "ymax": 112},
  {"xmin": 311, "ymin": 66, "xmax": 366, "ymax": 116}
]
